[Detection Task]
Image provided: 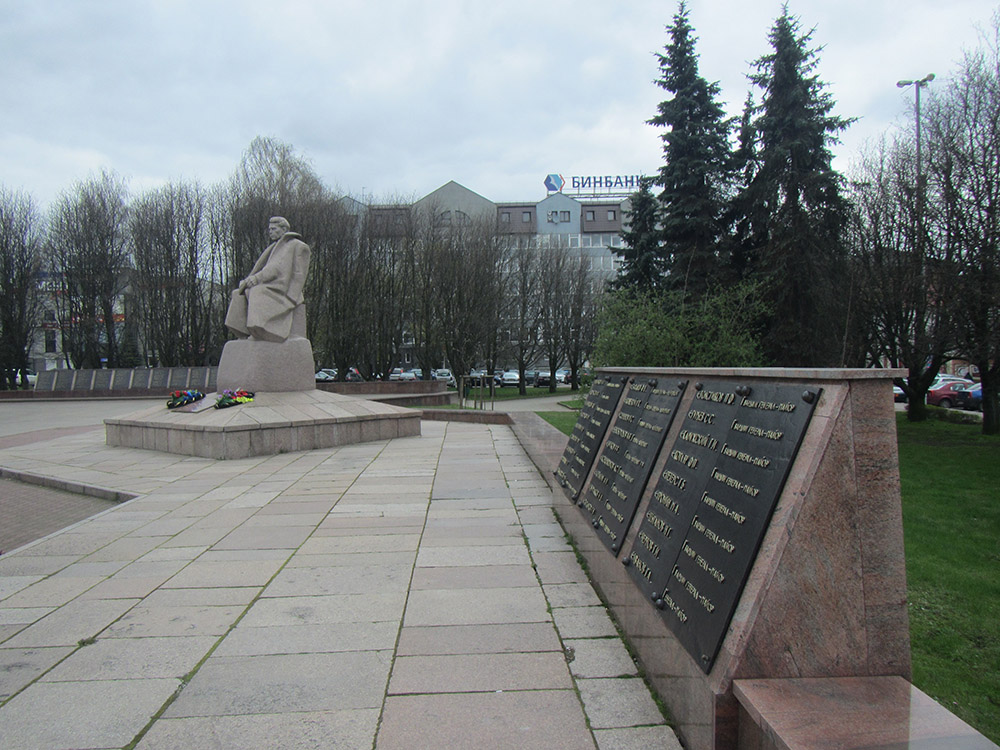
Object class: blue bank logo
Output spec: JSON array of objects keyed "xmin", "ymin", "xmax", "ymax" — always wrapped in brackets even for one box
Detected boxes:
[{"xmin": 544, "ymin": 174, "xmax": 565, "ymax": 192}]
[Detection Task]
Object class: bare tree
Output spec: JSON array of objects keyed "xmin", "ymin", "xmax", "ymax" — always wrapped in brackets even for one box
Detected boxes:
[
  {"xmin": 848, "ymin": 139, "xmax": 958, "ymax": 421},
  {"xmin": 926, "ymin": 22, "xmax": 1000, "ymax": 433},
  {"xmin": 537, "ymin": 238, "xmax": 569, "ymax": 392},
  {"xmin": 561, "ymin": 253, "xmax": 601, "ymax": 390},
  {"xmin": 130, "ymin": 181, "xmax": 222, "ymax": 366},
  {"xmin": 48, "ymin": 171, "xmax": 130, "ymax": 369},
  {"xmin": 0, "ymin": 187, "xmax": 44, "ymax": 388},
  {"xmin": 221, "ymin": 137, "xmax": 327, "ymax": 291},
  {"xmin": 506, "ymin": 237, "xmax": 543, "ymax": 394}
]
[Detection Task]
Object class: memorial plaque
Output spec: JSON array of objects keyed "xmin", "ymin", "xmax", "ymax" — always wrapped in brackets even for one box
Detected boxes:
[
  {"xmin": 130, "ymin": 369, "xmax": 152, "ymax": 389},
  {"xmin": 111, "ymin": 369, "xmax": 134, "ymax": 390},
  {"xmin": 556, "ymin": 375, "xmax": 627, "ymax": 501},
  {"xmin": 627, "ymin": 380, "xmax": 743, "ymax": 606},
  {"xmin": 74, "ymin": 370, "xmax": 95, "ymax": 390},
  {"xmin": 35, "ymin": 370, "xmax": 57, "ymax": 391},
  {"xmin": 579, "ymin": 378, "xmax": 686, "ymax": 553},
  {"xmin": 150, "ymin": 368, "xmax": 170, "ymax": 389},
  {"xmin": 53, "ymin": 369, "xmax": 76, "ymax": 391},
  {"xmin": 206, "ymin": 367, "xmax": 218, "ymax": 391},
  {"xmin": 626, "ymin": 380, "xmax": 819, "ymax": 673},
  {"xmin": 93, "ymin": 369, "xmax": 113, "ymax": 390},
  {"xmin": 189, "ymin": 367, "xmax": 209, "ymax": 390},
  {"xmin": 168, "ymin": 368, "xmax": 190, "ymax": 389}
]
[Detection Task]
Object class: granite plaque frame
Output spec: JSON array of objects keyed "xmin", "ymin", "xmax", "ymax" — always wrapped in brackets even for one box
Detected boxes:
[
  {"xmin": 149, "ymin": 368, "xmax": 170, "ymax": 390},
  {"xmin": 625, "ymin": 380, "xmax": 819, "ymax": 672},
  {"xmin": 35, "ymin": 370, "xmax": 57, "ymax": 391},
  {"xmin": 556, "ymin": 375, "xmax": 626, "ymax": 500},
  {"xmin": 93, "ymin": 369, "xmax": 113, "ymax": 390},
  {"xmin": 167, "ymin": 368, "xmax": 191, "ymax": 389},
  {"xmin": 53, "ymin": 369, "xmax": 76, "ymax": 391},
  {"xmin": 112, "ymin": 369, "xmax": 135, "ymax": 390},
  {"xmin": 188, "ymin": 367, "xmax": 209, "ymax": 390}
]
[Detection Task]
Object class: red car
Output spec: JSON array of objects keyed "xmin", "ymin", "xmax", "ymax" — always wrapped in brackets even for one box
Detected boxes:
[{"xmin": 926, "ymin": 381, "xmax": 971, "ymax": 409}]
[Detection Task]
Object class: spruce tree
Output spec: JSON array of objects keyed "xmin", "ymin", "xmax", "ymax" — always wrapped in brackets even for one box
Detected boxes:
[
  {"xmin": 617, "ymin": 177, "xmax": 663, "ymax": 291},
  {"xmin": 738, "ymin": 7, "xmax": 853, "ymax": 365},
  {"xmin": 648, "ymin": 1, "xmax": 732, "ymax": 299}
]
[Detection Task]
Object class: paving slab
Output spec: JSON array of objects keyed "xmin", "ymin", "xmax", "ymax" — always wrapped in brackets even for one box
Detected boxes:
[{"xmin": 0, "ymin": 403, "xmax": 680, "ymax": 750}]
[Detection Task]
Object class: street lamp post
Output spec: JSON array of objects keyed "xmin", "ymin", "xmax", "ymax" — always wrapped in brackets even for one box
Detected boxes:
[{"xmin": 897, "ymin": 74, "xmax": 935, "ymax": 191}]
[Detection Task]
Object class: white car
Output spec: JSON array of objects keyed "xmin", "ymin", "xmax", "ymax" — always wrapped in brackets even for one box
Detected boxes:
[
  {"xmin": 501, "ymin": 371, "xmax": 520, "ymax": 387},
  {"xmin": 398, "ymin": 370, "xmax": 417, "ymax": 381}
]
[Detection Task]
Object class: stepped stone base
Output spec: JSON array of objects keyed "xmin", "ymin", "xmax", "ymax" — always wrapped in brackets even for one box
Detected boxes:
[
  {"xmin": 216, "ymin": 337, "xmax": 315, "ymax": 392},
  {"xmin": 105, "ymin": 389, "xmax": 421, "ymax": 459}
]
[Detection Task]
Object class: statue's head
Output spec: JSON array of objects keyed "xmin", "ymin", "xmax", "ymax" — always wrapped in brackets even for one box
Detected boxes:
[{"xmin": 268, "ymin": 216, "xmax": 290, "ymax": 240}]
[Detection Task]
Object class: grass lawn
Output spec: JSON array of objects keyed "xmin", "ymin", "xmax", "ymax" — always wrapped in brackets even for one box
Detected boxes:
[
  {"xmin": 537, "ymin": 406, "xmax": 999, "ymax": 741},
  {"xmin": 536, "ymin": 410, "xmax": 579, "ymax": 435},
  {"xmin": 896, "ymin": 412, "xmax": 1000, "ymax": 742},
  {"xmin": 459, "ymin": 385, "xmax": 575, "ymax": 402}
]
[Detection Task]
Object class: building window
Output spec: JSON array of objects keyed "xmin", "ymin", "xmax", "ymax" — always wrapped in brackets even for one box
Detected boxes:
[
  {"xmin": 607, "ymin": 210, "xmax": 617, "ymax": 221},
  {"xmin": 522, "ymin": 211, "xmax": 531, "ymax": 223},
  {"xmin": 585, "ymin": 210, "xmax": 595, "ymax": 221},
  {"xmin": 560, "ymin": 211, "xmax": 570, "ymax": 222},
  {"xmin": 501, "ymin": 212, "xmax": 510, "ymax": 223},
  {"xmin": 45, "ymin": 330, "xmax": 57, "ymax": 353}
]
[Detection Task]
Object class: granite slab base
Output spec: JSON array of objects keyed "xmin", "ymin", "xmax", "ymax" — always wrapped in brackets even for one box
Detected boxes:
[
  {"xmin": 216, "ymin": 337, "xmax": 315, "ymax": 392},
  {"xmin": 104, "ymin": 390, "xmax": 421, "ymax": 459}
]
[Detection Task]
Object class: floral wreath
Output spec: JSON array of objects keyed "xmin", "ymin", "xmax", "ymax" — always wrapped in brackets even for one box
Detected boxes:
[
  {"xmin": 214, "ymin": 389, "xmax": 255, "ymax": 409},
  {"xmin": 166, "ymin": 390, "xmax": 205, "ymax": 409}
]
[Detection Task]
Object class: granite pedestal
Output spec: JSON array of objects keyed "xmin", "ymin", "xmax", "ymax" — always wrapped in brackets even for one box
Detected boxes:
[{"xmin": 105, "ymin": 389, "xmax": 421, "ymax": 460}]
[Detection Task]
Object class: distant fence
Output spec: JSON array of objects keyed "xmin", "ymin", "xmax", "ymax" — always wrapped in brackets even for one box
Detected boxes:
[{"xmin": 33, "ymin": 367, "xmax": 218, "ymax": 395}]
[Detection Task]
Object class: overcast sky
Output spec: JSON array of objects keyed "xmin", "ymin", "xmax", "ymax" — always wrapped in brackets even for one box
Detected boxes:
[{"xmin": 1, "ymin": 1, "xmax": 995, "ymax": 209}]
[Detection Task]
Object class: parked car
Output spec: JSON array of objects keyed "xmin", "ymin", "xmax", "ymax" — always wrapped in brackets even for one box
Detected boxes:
[
  {"xmin": 555, "ymin": 368, "xmax": 570, "ymax": 384},
  {"xmin": 410, "ymin": 369, "xmax": 423, "ymax": 380},
  {"xmin": 501, "ymin": 371, "xmax": 520, "ymax": 387},
  {"xmin": 536, "ymin": 370, "xmax": 553, "ymax": 387},
  {"xmin": 388, "ymin": 368, "xmax": 404, "ymax": 381},
  {"xmin": 523, "ymin": 370, "xmax": 539, "ymax": 387},
  {"xmin": 398, "ymin": 370, "xmax": 417, "ymax": 381},
  {"xmin": 893, "ymin": 385, "xmax": 907, "ymax": 403},
  {"xmin": 926, "ymin": 381, "xmax": 971, "ymax": 409},
  {"xmin": 315, "ymin": 368, "xmax": 337, "ymax": 382},
  {"xmin": 954, "ymin": 383, "xmax": 983, "ymax": 411},
  {"xmin": 434, "ymin": 369, "xmax": 456, "ymax": 387},
  {"xmin": 932, "ymin": 374, "xmax": 970, "ymax": 388}
]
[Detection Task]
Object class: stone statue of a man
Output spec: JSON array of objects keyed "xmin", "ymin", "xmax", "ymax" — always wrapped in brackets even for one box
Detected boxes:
[{"xmin": 225, "ymin": 216, "xmax": 311, "ymax": 343}]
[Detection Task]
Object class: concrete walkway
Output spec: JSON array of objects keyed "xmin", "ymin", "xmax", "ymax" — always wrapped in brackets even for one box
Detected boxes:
[{"xmin": 0, "ymin": 399, "xmax": 680, "ymax": 749}]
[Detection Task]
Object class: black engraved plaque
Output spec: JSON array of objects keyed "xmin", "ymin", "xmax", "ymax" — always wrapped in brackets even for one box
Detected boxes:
[
  {"xmin": 168, "ymin": 368, "xmax": 190, "ymax": 389},
  {"xmin": 150, "ymin": 368, "xmax": 170, "ymax": 389},
  {"xmin": 93, "ymin": 369, "xmax": 113, "ymax": 390},
  {"xmin": 35, "ymin": 370, "xmax": 57, "ymax": 391},
  {"xmin": 580, "ymin": 378, "xmax": 686, "ymax": 553},
  {"xmin": 111, "ymin": 369, "xmax": 134, "ymax": 390},
  {"xmin": 74, "ymin": 370, "xmax": 95, "ymax": 390},
  {"xmin": 53, "ymin": 369, "xmax": 75, "ymax": 391},
  {"xmin": 556, "ymin": 375, "xmax": 626, "ymax": 501},
  {"xmin": 626, "ymin": 381, "xmax": 819, "ymax": 673}
]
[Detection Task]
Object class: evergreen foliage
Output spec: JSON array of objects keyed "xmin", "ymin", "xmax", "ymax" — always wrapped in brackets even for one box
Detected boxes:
[
  {"xmin": 648, "ymin": 1, "xmax": 733, "ymax": 298},
  {"xmin": 737, "ymin": 8, "xmax": 854, "ymax": 366},
  {"xmin": 593, "ymin": 281, "xmax": 768, "ymax": 368},
  {"xmin": 616, "ymin": 177, "xmax": 663, "ymax": 290}
]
